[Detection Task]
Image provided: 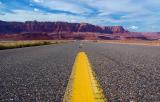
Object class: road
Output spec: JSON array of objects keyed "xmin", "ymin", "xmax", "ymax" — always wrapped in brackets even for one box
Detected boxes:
[{"xmin": 0, "ymin": 41, "xmax": 160, "ymax": 102}]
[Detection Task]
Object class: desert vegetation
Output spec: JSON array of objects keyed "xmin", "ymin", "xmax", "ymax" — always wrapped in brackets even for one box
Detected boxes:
[{"xmin": 0, "ymin": 40, "xmax": 67, "ymax": 50}]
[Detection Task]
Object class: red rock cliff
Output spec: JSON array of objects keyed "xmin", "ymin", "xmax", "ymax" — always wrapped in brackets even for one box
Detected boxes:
[{"xmin": 0, "ymin": 21, "xmax": 127, "ymax": 34}]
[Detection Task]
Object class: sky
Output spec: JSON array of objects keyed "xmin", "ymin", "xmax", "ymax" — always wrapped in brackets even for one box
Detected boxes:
[{"xmin": 0, "ymin": 0, "xmax": 160, "ymax": 32}]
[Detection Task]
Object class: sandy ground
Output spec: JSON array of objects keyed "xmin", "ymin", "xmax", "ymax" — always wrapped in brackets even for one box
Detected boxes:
[{"xmin": 97, "ymin": 40, "xmax": 160, "ymax": 46}]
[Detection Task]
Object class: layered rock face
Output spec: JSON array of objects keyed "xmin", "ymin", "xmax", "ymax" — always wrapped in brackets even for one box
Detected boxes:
[
  {"xmin": 0, "ymin": 21, "xmax": 160, "ymax": 40},
  {"xmin": 0, "ymin": 21, "xmax": 126, "ymax": 34}
]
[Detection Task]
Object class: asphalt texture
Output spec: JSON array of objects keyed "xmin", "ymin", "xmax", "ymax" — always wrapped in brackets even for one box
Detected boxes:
[
  {"xmin": 0, "ymin": 41, "xmax": 160, "ymax": 102},
  {"xmin": 0, "ymin": 43, "xmax": 79, "ymax": 102}
]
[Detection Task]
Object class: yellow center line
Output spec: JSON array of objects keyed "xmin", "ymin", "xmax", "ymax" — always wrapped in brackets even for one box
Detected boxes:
[{"xmin": 63, "ymin": 52, "xmax": 107, "ymax": 102}]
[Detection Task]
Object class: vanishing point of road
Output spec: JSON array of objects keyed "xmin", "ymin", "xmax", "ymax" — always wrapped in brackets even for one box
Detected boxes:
[{"xmin": 0, "ymin": 41, "xmax": 160, "ymax": 102}]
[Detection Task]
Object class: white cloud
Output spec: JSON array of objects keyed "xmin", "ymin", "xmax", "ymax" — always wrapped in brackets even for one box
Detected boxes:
[
  {"xmin": 70, "ymin": 19, "xmax": 77, "ymax": 23},
  {"xmin": 129, "ymin": 26, "xmax": 138, "ymax": 30},
  {"xmin": 79, "ymin": 0, "xmax": 144, "ymax": 13},
  {"xmin": 34, "ymin": 0, "xmax": 92, "ymax": 14},
  {"xmin": 98, "ymin": 10, "xmax": 112, "ymax": 16},
  {"xmin": 33, "ymin": 0, "xmax": 43, "ymax": 3},
  {"xmin": 34, "ymin": 8, "xmax": 39, "ymax": 12},
  {"xmin": 0, "ymin": 9, "xmax": 105, "ymax": 26},
  {"xmin": 0, "ymin": 10, "xmax": 87, "ymax": 22}
]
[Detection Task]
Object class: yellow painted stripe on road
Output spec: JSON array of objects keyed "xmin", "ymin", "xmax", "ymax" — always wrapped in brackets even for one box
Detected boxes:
[{"xmin": 63, "ymin": 52, "xmax": 107, "ymax": 102}]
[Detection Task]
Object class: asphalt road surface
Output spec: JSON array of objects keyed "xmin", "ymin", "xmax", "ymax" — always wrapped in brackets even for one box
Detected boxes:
[{"xmin": 0, "ymin": 41, "xmax": 160, "ymax": 102}]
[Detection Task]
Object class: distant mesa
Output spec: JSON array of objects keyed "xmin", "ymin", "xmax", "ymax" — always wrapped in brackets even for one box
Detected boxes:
[
  {"xmin": 0, "ymin": 20, "xmax": 159, "ymax": 40},
  {"xmin": 0, "ymin": 20, "xmax": 126, "ymax": 34}
]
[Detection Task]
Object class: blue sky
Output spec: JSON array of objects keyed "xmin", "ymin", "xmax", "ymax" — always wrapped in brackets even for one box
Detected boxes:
[{"xmin": 0, "ymin": 0, "xmax": 160, "ymax": 32}]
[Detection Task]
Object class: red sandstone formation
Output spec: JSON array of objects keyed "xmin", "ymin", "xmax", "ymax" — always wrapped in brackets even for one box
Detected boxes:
[
  {"xmin": 0, "ymin": 20, "xmax": 160, "ymax": 40},
  {"xmin": 0, "ymin": 21, "xmax": 126, "ymax": 34}
]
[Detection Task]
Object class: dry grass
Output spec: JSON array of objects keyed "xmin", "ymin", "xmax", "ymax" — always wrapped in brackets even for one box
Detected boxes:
[
  {"xmin": 97, "ymin": 40, "xmax": 160, "ymax": 46},
  {"xmin": 0, "ymin": 40, "xmax": 69, "ymax": 50}
]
